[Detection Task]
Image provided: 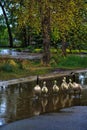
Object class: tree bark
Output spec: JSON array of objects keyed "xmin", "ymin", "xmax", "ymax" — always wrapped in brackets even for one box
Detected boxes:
[
  {"xmin": 39, "ymin": 1, "xmax": 51, "ymax": 65},
  {"xmin": 21, "ymin": 27, "xmax": 27, "ymax": 47},
  {"xmin": 0, "ymin": 1, "xmax": 13, "ymax": 47},
  {"xmin": 61, "ymin": 39, "xmax": 67, "ymax": 56}
]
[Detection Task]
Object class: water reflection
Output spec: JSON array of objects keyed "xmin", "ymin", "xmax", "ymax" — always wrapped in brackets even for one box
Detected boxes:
[
  {"xmin": 32, "ymin": 98, "xmax": 41, "ymax": 116},
  {"xmin": 41, "ymin": 97, "xmax": 48, "ymax": 112},
  {"xmin": 0, "ymin": 72, "xmax": 87, "ymax": 126},
  {"xmin": 78, "ymin": 71, "xmax": 87, "ymax": 86},
  {"xmin": 79, "ymin": 73, "xmax": 85, "ymax": 85},
  {"xmin": 60, "ymin": 94, "xmax": 69, "ymax": 108},
  {"xmin": 0, "ymin": 85, "xmax": 82, "ymax": 126},
  {"xmin": 52, "ymin": 95, "xmax": 59, "ymax": 110},
  {"xmin": 0, "ymin": 92, "xmax": 7, "ymax": 115}
]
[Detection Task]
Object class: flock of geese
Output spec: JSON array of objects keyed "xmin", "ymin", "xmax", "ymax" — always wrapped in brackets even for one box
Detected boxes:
[{"xmin": 34, "ymin": 73, "xmax": 82, "ymax": 96}]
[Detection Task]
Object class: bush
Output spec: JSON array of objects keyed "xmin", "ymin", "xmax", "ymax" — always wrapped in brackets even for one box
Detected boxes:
[
  {"xmin": 1, "ymin": 63, "xmax": 14, "ymax": 72},
  {"xmin": 21, "ymin": 60, "xmax": 30, "ymax": 69},
  {"xmin": 27, "ymin": 45, "xmax": 35, "ymax": 53},
  {"xmin": 8, "ymin": 60, "xmax": 18, "ymax": 67}
]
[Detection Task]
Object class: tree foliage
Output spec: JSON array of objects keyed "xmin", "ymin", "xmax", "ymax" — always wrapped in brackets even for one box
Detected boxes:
[
  {"xmin": 0, "ymin": 0, "xmax": 87, "ymax": 64},
  {"xmin": 0, "ymin": 0, "xmax": 13, "ymax": 47}
]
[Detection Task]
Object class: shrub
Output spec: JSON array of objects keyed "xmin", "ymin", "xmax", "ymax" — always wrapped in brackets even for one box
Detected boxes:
[
  {"xmin": 1, "ymin": 63, "xmax": 14, "ymax": 72},
  {"xmin": 50, "ymin": 58, "xmax": 57, "ymax": 67},
  {"xmin": 21, "ymin": 60, "xmax": 30, "ymax": 69},
  {"xmin": 8, "ymin": 60, "xmax": 18, "ymax": 67}
]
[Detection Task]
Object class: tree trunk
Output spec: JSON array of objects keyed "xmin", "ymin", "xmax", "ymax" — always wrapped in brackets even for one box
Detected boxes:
[
  {"xmin": 21, "ymin": 27, "xmax": 27, "ymax": 47},
  {"xmin": 0, "ymin": 1, "xmax": 13, "ymax": 47},
  {"xmin": 61, "ymin": 39, "xmax": 67, "ymax": 56},
  {"xmin": 28, "ymin": 27, "xmax": 32, "ymax": 46},
  {"xmin": 40, "ymin": 2, "xmax": 51, "ymax": 65},
  {"xmin": 21, "ymin": 26, "xmax": 33, "ymax": 47}
]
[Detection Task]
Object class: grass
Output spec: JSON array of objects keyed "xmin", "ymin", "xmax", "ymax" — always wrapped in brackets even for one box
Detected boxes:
[
  {"xmin": 0, "ymin": 59, "xmax": 52, "ymax": 80},
  {"xmin": 58, "ymin": 55, "xmax": 87, "ymax": 69},
  {"xmin": 0, "ymin": 68, "xmax": 52, "ymax": 80},
  {"xmin": 0, "ymin": 54, "xmax": 87, "ymax": 80}
]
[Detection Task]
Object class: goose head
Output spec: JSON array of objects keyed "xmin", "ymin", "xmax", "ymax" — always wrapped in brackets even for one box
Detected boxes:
[
  {"xmin": 70, "ymin": 72, "xmax": 76, "ymax": 82},
  {"xmin": 62, "ymin": 79, "xmax": 67, "ymax": 84},
  {"xmin": 69, "ymin": 79, "xmax": 72, "ymax": 83},
  {"xmin": 63, "ymin": 77, "xmax": 66, "ymax": 81}
]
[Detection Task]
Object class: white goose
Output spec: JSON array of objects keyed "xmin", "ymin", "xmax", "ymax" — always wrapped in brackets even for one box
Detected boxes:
[
  {"xmin": 61, "ymin": 77, "xmax": 68, "ymax": 91},
  {"xmin": 68, "ymin": 79, "xmax": 74, "ymax": 89},
  {"xmin": 41, "ymin": 81, "xmax": 48, "ymax": 94},
  {"xmin": 70, "ymin": 72, "xmax": 82, "ymax": 94},
  {"xmin": 72, "ymin": 82, "xmax": 82, "ymax": 94},
  {"xmin": 52, "ymin": 80, "xmax": 59, "ymax": 93}
]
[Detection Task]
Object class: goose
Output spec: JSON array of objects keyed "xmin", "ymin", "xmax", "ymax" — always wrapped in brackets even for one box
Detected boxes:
[
  {"xmin": 72, "ymin": 82, "xmax": 82, "ymax": 94},
  {"xmin": 41, "ymin": 81, "xmax": 48, "ymax": 94},
  {"xmin": 61, "ymin": 77, "xmax": 68, "ymax": 92},
  {"xmin": 70, "ymin": 72, "xmax": 82, "ymax": 94},
  {"xmin": 33, "ymin": 76, "xmax": 41, "ymax": 96},
  {"xmin": 68, "ymin": 79, "xmax": 74, "ymax": 90},
  {"xmin": 52, "ymin": 80, "xmax": 59, "ymax": 93}
]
